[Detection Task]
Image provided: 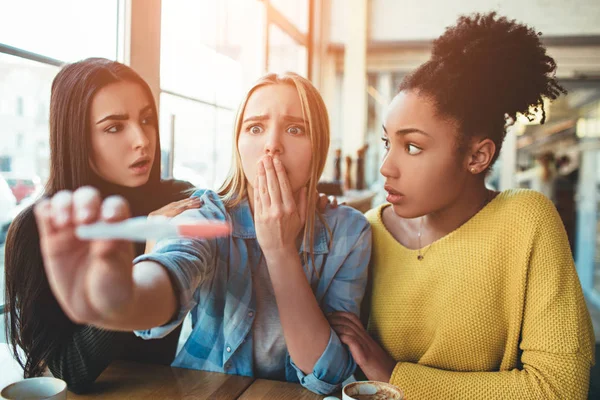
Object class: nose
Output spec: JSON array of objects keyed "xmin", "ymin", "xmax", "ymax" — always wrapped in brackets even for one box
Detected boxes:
[
  {"xmin": 131, "ymin": 123, "xmax": 150, "ymax": 150},
  {"xmin": 264, "ymin": 130, "xmax": 283, "ymax": 156},
  {"xmin": 379, "ymin": 151, "xmax": 399, "ymax": 179}
]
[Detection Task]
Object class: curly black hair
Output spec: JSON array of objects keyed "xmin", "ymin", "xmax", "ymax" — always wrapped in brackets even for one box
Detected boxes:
[{"xmin": 399, "ymin": 12, "xmax": 566, "ymax": 164}]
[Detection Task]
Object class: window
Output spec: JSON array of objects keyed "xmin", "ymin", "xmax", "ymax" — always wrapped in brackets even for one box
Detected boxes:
[
  {"xmin": 268, "ymin": 24, "xmax": 308, "ymax": 77},
  {"xmin": 0, "ymin": 53, "xmax": 58, "ymax": 187},
  {"xmin": 160, "ymin": 0, "xmax": 264, "ymax": 188},
  {"xmin": 0, "ymin": 1, "xmax": 121, "ymax": 311},
  {"xmin": 0, "ymin": 0, "xmax": 119, "ymax": 61},
  {"xmin": 270, "ymin": 0, "xmax": 309, "ymax": 33}
]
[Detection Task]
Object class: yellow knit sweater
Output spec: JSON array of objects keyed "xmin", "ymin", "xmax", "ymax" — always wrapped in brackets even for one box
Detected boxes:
[{"xmin": 365, "ymin": 189, "xmax": 594, "ymax": 399}]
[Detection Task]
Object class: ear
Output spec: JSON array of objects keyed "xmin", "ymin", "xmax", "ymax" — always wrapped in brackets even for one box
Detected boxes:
[{"xmin": 466, "ymin": 138, "xmax": 496, "ymax": 175}]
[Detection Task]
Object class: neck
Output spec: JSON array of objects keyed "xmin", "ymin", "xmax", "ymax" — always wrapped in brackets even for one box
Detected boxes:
[{"xmin": 423, "ymin": 182, "xmax": 490, "ymax": 240}]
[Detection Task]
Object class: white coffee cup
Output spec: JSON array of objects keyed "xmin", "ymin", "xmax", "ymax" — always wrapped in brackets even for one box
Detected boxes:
[
  {"xmin": 342, "ymin": 380, "xmax": 404, "ymax": 400},
  {"xmin": 1, "ymin": 377, "xmax": 67, "ymax": 400}
]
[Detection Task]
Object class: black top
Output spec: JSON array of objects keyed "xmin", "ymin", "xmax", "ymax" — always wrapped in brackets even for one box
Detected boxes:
[{"xmin": 9, "ymin": 179, "xmax": 194, "ymax": 393}]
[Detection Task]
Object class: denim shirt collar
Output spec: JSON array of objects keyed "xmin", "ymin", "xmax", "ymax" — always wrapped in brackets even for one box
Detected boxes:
[{"xmin": 230, "ymin": 197, "xmax": 329, "ymax": 254}]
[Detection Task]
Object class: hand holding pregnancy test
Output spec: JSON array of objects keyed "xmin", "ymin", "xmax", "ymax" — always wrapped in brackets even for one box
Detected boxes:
[{"xmin": 33, "ymin": 186, "xmax": 228, "ymax": 330}]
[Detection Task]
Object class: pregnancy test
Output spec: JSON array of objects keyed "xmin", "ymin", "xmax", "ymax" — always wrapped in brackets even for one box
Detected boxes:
[{"xmin": 75, "ymin": 216, "xmax": 231, "ymax": 242}]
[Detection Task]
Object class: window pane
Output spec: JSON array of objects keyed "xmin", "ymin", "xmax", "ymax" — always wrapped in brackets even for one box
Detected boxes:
[
  {"xmin": 270, "ymin": 0, "xmax": 309, "ymax": 33},
  {"xmin": 161, "ymin": 92, "xmax": 236, "ymax": 190},
  {"xmin": 161, "ymin": 0, "xmax": 264, "ymax": 109},
  {"xmin": 0, "ymin": 0, "xmax": 119, "ymax": 61},
  {"xmin": 214, "ymin": 109, "xmax": 235, "ymax": 189},
  {"xmin": 268, "ymin": 24, "xmax": 307, "ymax": 77},
  {"xmin": 0, "ymin": 53, "xmax": 60, "ymax": 307}
]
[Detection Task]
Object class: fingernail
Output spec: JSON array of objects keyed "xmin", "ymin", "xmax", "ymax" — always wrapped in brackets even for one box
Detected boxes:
[
  {"xmin": 56, "ymin": 211, "xmax": 70, "ymax": 226},
  {"xmin": 101, "ymin": 197, "xmax": 123, "ymax": 219},
  {"xmin": 273, "ymin": 157, "xmax": 281, "ymax": 165},
  {"xmin": 101, "ymin": 206, "xmax": 117, "ymax": 220},
  {"xmin": 77, "ymin": 208, "xmax": 91, "ymax": 222}
]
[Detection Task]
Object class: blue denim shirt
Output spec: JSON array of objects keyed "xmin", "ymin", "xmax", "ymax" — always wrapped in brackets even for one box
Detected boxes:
[{"xmin": 134, "ymin": 189, "xmax": 371, "ymax": 394}]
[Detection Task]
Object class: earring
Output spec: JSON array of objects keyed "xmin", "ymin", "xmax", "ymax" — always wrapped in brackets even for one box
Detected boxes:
[{"xmin": 470, "ymin": 167, "xmax": 476, "ymax": 173}]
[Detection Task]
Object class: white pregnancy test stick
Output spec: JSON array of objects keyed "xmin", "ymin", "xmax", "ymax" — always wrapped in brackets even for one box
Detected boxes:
[{"xmin": 75, "ymin": 216, "xmax": 231, "ymax": 242}]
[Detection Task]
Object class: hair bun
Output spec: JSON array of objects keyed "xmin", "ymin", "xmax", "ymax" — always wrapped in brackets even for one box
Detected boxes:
[{"xmin": 429, "ymin": 12, "xmax": 566, "ymax": 123}]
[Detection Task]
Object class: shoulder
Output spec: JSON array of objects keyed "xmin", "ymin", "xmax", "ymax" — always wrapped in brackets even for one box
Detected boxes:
[
  {"xmin": 494, "ymin": 189, "xmax": 558, "ymax": 223},
  {"xmin": 322, "ymin": 204, "xmax": 371, "ymax": 237},
  {"xmin": 484, "ymin": 189, "xmax": 565, "ymax": 244},
  {"xmin": 5, "ymin": 203, "xmax": 42, "ymax": 270},
  {"xmin": 364, "ymin": 204, "xmax": 389, "ymax": 235},
  {"xmin": 7, "ymin": 204, "xmax": 38, "ymax": 242},
  {"xmin": 172, "ymin": 189, "xmax": 229, "ymax": 223},
  {"xmin": 158, "ymin": 179, "xmax": 196, "ymax": 201}
]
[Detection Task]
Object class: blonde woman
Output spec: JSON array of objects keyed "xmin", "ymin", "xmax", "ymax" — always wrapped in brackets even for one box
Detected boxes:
[{"xmin": 33, "ymin": 73, "xmax": 372, "ymax": 395}]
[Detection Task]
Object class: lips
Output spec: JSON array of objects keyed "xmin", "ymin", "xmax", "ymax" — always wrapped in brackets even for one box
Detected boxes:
[
  {"xmin": 384, "ymin": 184, "xmax": 404, "ymax": 204},
  {"xmin": 129, "ymin": 156, "xmax": 151, "ymax": 169},
  {"xmin": 384, "ymin": 185, "xmax": 402, "ymax": 196}
]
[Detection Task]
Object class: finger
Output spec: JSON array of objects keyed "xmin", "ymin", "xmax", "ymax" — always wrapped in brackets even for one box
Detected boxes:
[
  {"xmin": 263, "ymin": 156, "xmax": 282, "ymax": 206},
  {"xmin": 73, "ymin": 186, "xmax": 102, "ymax": 224},
  {"xmin": 298, "ymin": 187, "xmax": 307, "ymax": 225},
  {"xmin": 330, "ymin": 311, "xmax": 364, "ymax": 328},
  {"xmin": 100, "ymin": 196, "xmax": 131, "ymax": 222},
  {"xmin": 172, "ymin": 197, "xmax": 202, "ymax": 215},
  {"xmin": 257, "ymin": 159, "xmax": 271, "ymax": 209},
  {"xmin": 328, "ymin": 313, "xmax": 369, "ymax": 342},
  {"xmin": 273, "ymin": 156, "xmax": 294, "ymax": 209},
  {"xmin": 181, "ymin": 196, "xmax": 202, "ymax": 205},
  {"xmin": 51, "ymin": 190, "xmax": 74, "ymax": 228},
  {"xmin": 328, "ymin": 195, "xmax": 338, "ymax": 208},
  {"xmin": 183, "ymin": 197, "xmax": 202, "ymax": 208},
  {"xmin": 317, "ymin": 193, "xmax": 329, "ymax": 213},
  {"xmin": 339, "ymin": 334, "xmax": 368, "ymax": 365},
  {"xmin": 328, "ymin": 317, "xmax": 366, "ymax": 340},
  {"xmin": 254, "ymin": 175, "xmax": 262, "ymax": 216},
  {"xmin": 34, "ymin": 198, "xmax": 56, "ymax": 238}
]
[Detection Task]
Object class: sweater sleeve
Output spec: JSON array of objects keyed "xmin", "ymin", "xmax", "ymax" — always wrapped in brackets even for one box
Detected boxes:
[{"xmin": 388, "ymin": 195, "xmax": 595, "ymax": 399}]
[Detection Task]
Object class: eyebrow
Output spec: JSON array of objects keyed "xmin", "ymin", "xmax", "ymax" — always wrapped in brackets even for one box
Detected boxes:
[
  {"xmin": 96, "ymin": 105, "xmax": 153, "ymax": 125},
  {"xmin": 242, "ymin": 114, "xmax": 306, "ymax": 124},
  {"xmin": 382, "ymin": 125, "xmax": 431, "ymax": 137}
]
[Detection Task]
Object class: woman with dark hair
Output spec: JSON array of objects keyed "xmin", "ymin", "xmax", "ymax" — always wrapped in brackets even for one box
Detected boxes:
[
  {"xmin": 327, "ymin": 13, "xmax": 595, "ymax": 399},
  {"xmin": 4, "ymin": 58, "xmax": 198, "ymax": 392}
]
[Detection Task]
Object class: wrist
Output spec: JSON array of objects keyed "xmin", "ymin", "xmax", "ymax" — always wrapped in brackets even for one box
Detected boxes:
[{"xmin": 263, "ymin": 246, "xmax": 297, "ymax": 262}]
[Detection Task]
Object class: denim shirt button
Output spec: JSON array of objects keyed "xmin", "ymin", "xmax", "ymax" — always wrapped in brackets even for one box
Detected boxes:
[
  {"xmin": 226, "ymin": 346, "xmax": 232, "ymax": 353},
  {"xmin": 248, "ymin": 311, "xmax": 254, "ymax": 318}
]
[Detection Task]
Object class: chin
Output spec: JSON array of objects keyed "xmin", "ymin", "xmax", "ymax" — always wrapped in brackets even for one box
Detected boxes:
[
  {"xmin": 125, "ymin": 176, "xmax": 150, "ymax": 188},
  {"xmin": 390, "ymin": 203, "xmax": 424, "ymax": 220}
]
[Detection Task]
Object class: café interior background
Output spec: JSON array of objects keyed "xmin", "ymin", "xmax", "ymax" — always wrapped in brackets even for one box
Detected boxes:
[{"xmin": 1, "ymin": 0, "xmax": 600, "ymax": 393}]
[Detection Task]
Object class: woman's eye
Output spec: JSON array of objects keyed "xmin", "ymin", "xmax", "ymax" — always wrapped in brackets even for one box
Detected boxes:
[
  {"xmin": 407, "ymin": 144, "xmax": 422, "ymax": 155},
  {"xmin": 249, "ymin": 125, "xmax": 263, "ymax": 134},
  {"xmin": 106, "ymin": 124, "xmax": 123, "ymax": 134},
  {"xmin": 381, "ymin": 137, "xmax": 390, "ymax": 150},
  {"xmin": 141, "ymin": 115, "xmax": 155, "ymax": 125},
  {"xmin": 287, "ymin": 126, "xmax": 304, "ymax": 135}
]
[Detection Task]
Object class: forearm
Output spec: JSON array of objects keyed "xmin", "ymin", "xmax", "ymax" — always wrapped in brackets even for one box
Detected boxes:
[
  {"xmin": 89, "ymin": 261, "xmax": 177, "ymax": 331},
  {"xmin": 386, "ymin": 351, "xmax": 591, "ymax": 400},
  {"xmin": 266, "ymin": 251, "xmax": 331, "ymax": 374}
]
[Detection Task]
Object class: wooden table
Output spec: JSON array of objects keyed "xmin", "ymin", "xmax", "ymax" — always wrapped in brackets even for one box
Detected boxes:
[{"xmin": 68, "ymin": 361, "xmax": 334, "ymax": 399}]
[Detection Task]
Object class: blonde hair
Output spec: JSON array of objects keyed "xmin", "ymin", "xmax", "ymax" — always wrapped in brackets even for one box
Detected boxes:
[{"xmin": 218, "ymin": 72, "xmax": 331, "ymax": 277}]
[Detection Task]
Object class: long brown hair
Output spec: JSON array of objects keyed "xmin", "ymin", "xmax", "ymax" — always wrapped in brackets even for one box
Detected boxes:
[
  {"xmin": 218, "ymin": 72, "xmax": 331, "ymax": 276},
  {"xmin": 4, "ymin": 58, "xmax": 160, "ymax": 378}
]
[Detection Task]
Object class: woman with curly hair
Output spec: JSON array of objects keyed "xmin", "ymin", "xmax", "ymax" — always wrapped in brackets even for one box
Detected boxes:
[{"xmin": 328, "ymin": 12, "xmax": 594, "ymax": 399}]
